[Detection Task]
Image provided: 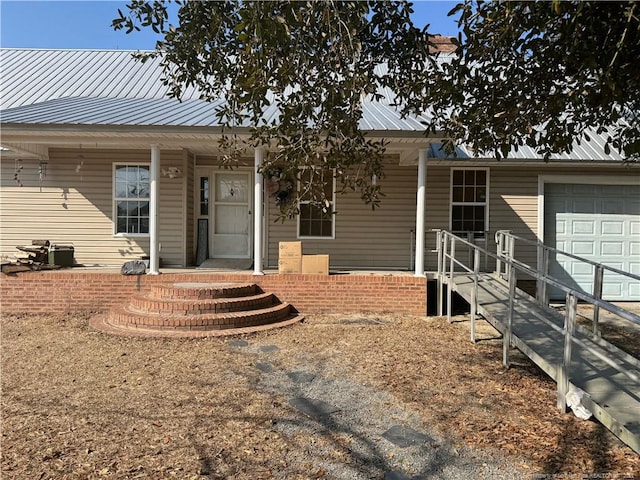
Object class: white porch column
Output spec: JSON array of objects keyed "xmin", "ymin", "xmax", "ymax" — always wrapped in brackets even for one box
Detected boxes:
[
  {"xmin": 149, "ymin": 144, "xmax": 160, "ymax": 275},
  {"xmin": 253, "ymin": 147, "xmax": 265, "ymax": 275},
  {"xmin": 414, "ymin": 148, "xmax": 428, "ymax": 277}
]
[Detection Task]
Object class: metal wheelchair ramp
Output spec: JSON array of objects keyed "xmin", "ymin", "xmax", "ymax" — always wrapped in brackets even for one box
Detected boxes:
[{"xmin": 435, "ymin": 230, "xmax": 640, "ymax": 454}]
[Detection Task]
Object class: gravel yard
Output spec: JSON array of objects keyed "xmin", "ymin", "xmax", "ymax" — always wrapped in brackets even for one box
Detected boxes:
[{"xmin": 1, "ymin": 311, "xmax": 638, "ymax": 479}]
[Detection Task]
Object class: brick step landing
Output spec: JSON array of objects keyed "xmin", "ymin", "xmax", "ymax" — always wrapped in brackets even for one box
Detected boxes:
[
  {"xmin": 150, "ymin": 282, "xmax": 258, "ymax": 300},
  {"xmin": 90, "ymin": 282, "xmax": 303, "ymax": 338}
]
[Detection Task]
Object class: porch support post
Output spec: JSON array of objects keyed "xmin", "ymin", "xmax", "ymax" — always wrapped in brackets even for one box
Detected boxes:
[
  {"xmin": 149, "ymin": 144, "xmax": 160, "ymax": 275},
  {"xmin": 414, "ymin": 148, "xmax": 428, "ymax": 277},
  {"xmin": 253, "ymin": 147, "xmax": 265, "ymax": 275}
]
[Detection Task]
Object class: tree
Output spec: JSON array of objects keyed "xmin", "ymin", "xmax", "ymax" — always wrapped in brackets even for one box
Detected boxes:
[
  {"xmin": 113, "ymin": 0, "xmax": 640, "ymax": 218},
  {"xmin": 113, "ymin": 1, "xmax": 441, "ymax": 218},
  {"xmin": 426, "ymin": 0, "xmax": 640, "ymax": 161}
]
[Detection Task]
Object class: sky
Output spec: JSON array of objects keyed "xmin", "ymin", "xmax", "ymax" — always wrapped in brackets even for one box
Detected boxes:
[{"xmin": 0, "ymin": 0, "xmax": 460, "ymax": 50}]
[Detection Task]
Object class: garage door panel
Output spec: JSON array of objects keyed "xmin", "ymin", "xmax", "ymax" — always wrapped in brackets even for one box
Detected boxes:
[
  {"xmin": 572, "ymin": 241, "xmax": 594, "ymax": 256},
  {"xmin": 571, "ymin": 263, "xmax": 593, "ymax": 275},
  {"xmin": 602, "ymin": 282, "xmax": 623, "ymax": 297},
  {"xmin": 602, "ymin": 221, "xmax": 623, "ymax": 235},
  {"xmin": 602, "ymin": 200, "xmax": 625, "ymax": 214},
  {"xmin": 572, "ymin": 220, "xmax": 595, "ymax": 234},
  {"xmin": 570, "ymin": 184, "xmax": 594, "ymax": 195},
  {"xmin": 600, "ymin": 241, "xmax": 624, "ymax": 256},
  {"xmin": 545, "ymin": 182, "xmax": 640, "ymax": 301},
  {"xmin": 573, "ymin": 200, "xmax": 597, "ymax": 213}
]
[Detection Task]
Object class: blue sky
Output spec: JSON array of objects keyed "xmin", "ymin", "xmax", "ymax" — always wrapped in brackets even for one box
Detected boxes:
[{"xmin": 0, "ymin": 1, "xmax": 460, "ymax": 50}]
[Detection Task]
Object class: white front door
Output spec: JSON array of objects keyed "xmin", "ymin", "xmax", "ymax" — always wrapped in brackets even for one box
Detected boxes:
[{"xmin": 212, "ymin": 171, "xmax": 251, "ymax": 258}]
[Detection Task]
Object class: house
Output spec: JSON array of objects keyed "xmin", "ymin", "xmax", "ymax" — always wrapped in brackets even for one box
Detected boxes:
[{"xmin": 1, "ymin": 48, "xmax": 639, "ymax": 301}]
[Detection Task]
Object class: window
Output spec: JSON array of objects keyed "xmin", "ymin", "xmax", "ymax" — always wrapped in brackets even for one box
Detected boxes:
[
  {"xmin": 199, "ymin": 176, "xmax": 209, "ymax": 216},
  {"xmin": 114, "ymin": 164, "xmax": 150, "ymax": 235},
  {"xmin": 451, "ymin": 168, "xmax": 488, "ymax": 237},
  {"xmin": 298, "ymin": 168, "xmax": 335, "ymax": 238}
]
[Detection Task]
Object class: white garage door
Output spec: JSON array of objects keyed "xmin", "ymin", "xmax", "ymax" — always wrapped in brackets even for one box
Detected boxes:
[{"xmin": 544, "ymin": 183, "xmax": 640, "ymax": 301}]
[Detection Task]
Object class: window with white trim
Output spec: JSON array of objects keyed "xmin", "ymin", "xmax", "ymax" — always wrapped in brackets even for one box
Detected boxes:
[
  {"xmin": 114, "ymin": 164, "xmax": 150, "ymax": 235},
  {"xmin": 451, "ymin": 168, "xmax": 488, "ymax": 238},
  {"xmin": 298, "ymin": 168, "xmax": 335, "ymax": 238}
]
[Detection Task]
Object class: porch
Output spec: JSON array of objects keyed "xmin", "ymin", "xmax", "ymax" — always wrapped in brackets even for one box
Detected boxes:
[{"xmin": 0, "ymin": 267, "xmax": 429, "ymax": 317}]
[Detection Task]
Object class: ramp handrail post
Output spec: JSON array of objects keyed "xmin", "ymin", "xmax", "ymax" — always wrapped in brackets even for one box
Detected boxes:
[
  {"xmin": 508, "ymin": 234, "xmax": 516, "ymax": 277},
  {"xmin": 557, "ymin": 292, "xmax": 577, "ymax": 412},
  {"xmin": 471, "ymin": 247, "xmax": 480, "ymax": 343},
  {"xmin": 536, "ymin": 241, "xmax": 548, "ymax": 306},
  {"xmin": 496, "ymin": 231, "xmax": 504, "ymax": 277},
  {"xmin": 503, "ymin": 264, "xmax": 517, "ymax": 368},
  {"xmin": 467, "ymin": 231, "xmax": 474, "ymax": 268},
  {"xmin": 540, "ymin": 248, "xmax": 550, "ymax": 307},
  {"xmin": 436, "ymin": 230, "xmax": 444, "ymax": 317},
  {"xmin": 447, "ymin": 235, "xmax": 456, "ymax": 323},
  {"xmin": 592, "ymin": 265, "xmax": 603, "ymax": 337}
]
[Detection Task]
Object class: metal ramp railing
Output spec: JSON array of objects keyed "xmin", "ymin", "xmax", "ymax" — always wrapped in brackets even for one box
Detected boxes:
[
  {"xmin": 433, "ymin": 229, "xmax": 640, "ymax": 454},
  {"xmin": 495, "ymin": 230, "xmax": 640, "ymax": 335}
]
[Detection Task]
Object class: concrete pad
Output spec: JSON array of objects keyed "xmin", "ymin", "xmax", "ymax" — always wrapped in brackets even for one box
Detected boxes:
[
  {"xmin": 382, "ymin": 425, "xmax": 434, "ymax": 448},
  {"xmin": 289, "ymin": 397, "xmax": 340, "ymax": 419},
  {"xmin": 385, "ymin": 472, "xmax": 416, "ymax": 480},
  {"xmin": 256, "ymin": 362, "xmax": 274, "ymax": 373},
  {"xmin": 260, "ymin": 345, "xmax": 280, "ymax": 353},
  {"xmin": 287, "ymin": 371, "xmax": 316, "ymax": 383}
]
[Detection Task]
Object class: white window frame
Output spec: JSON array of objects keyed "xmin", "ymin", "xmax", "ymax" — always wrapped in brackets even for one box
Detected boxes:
[
  {"xmin": 449, "ymin": 167, "xmax": 490, "ymax": 238},
  {"xmin": 297, "ymin": 168, "xmax": 336, "ymax": 240},
  {"xmin": 113, "ymin": 162, "xmax": 151, "ymax": 237}
]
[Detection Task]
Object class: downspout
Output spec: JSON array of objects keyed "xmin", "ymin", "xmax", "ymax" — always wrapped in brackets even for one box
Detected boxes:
[
  {"xmin": 253, "ymin": 147, "xmax": 265, "ymax": 275},
  {"xmin": 149, "ymin": 144, "xmax": 160, "ymax": 275},
  {"xmin": 414, "ymin": 148, "xmax": 428, "ymax": 277}
]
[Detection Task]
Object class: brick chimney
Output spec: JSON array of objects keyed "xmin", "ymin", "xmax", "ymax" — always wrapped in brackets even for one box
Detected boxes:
[{"xmin": 429, "ymin": 35, "xmax": 457, "ymax": 53}]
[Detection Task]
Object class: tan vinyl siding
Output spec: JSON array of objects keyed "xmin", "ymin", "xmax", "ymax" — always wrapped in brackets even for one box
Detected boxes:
[
  {"xmin": 423, "ymin": 167, "xmax": 452, "ymax": 270},
  {"xmin": 267, "ymin": 157, "xmax": 419, "ymax": 269},
  {"xmin": 0, "ymin": 148, "xmax": 187, "ymax": 266},
  {"xmin": 3, "ymin": 146, "xmax": 635, "ymax": 272},
  {"xmin": 265, "ymin": 162, "xmax": 640, "ymax": 272},
  {"xmin": 487, "ymin": 167, "xmax": 539, "ymax": 270},
  {"xmin": 423, "ymin": 165, "xmax": 639, "ymax": 271}
]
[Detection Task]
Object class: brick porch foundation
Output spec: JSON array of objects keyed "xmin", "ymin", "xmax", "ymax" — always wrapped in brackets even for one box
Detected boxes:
[{"xmin": 0, "ymin": 271, "xmax": 428, "ymax": 316}]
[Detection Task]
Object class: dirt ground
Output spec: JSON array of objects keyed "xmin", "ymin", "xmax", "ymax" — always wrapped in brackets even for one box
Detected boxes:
[{"xmin": 1, "ymin": 310, "xmax": 638, "ymax": 479}]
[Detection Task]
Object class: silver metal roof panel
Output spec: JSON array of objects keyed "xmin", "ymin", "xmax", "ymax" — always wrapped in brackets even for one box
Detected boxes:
[{"xmin": 0, "ymin": 48, "xmax": 628, "ymax": 161}]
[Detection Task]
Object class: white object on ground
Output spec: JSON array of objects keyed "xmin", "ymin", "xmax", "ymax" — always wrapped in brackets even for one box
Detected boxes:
[{"xmin": 566, "ymin": 387, "xmax": 592, "ymax": 420}]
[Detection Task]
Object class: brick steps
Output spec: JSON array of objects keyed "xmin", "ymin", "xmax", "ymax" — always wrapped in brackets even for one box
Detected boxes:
[
  {"xmin": 91, "ymin": 282, "xmax": 303, "ymax": 338},
  {"xmin": 128, "ymin": 291, "xmax": 276, "ymax": 315},
  {"xmin": 89, "ymin": 313, "xmax": 305, "ymax": 338},
  {"xmin": 150, "ymin": 282, "xmax": 257, "ymax": 300}
]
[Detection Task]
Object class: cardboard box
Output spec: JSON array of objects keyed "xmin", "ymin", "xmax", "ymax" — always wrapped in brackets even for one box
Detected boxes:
[
  {"xmin": 279, "ymin": 241, "xmax": 302, "ymax": 258},
  {"xmin": 278, "ymin": 256, "xmax": 302, "ymax": 274},
  {"xmin": 302, "ymin": 254, "xmax": 329, "ymax": 275}
]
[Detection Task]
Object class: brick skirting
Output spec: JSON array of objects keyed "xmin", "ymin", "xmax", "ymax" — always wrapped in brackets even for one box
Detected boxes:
[{"xmin": 0, "ymin": 271, "xmax": 428, "ymax": 316}]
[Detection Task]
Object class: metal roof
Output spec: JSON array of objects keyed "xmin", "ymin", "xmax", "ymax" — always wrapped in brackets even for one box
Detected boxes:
[
  {"xmin": 0, "ymin": 49, "xmax": 203, "ymax": 109},
  {"xmin": 0, "ymin": 48, "xmax": 434, "ymax": 132},
  {"xmin": 1, "ymin": 96, "xmax": 436, "ymax": 132},
  {"xmin": 426, "ymin": 135, "xmax": 625, "ymax": 162},
  {"xmin": 0, "ymin": 48, "xmax": 628, "ymax": 161}
]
